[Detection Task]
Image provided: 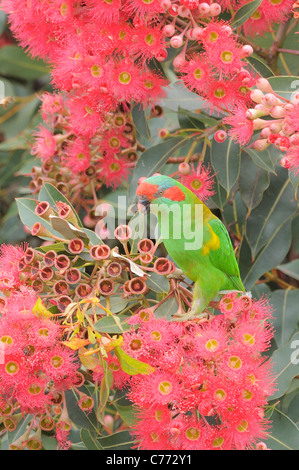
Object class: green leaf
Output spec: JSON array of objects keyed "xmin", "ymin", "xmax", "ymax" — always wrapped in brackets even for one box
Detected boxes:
[
  {"xmin": 277, "ymin": 259, "xmax": 299, "ymax": 282},
  {"xmin": 246, "ymin": 55, "xmax": 275, "ymax": 78},
  {"xmin": 231, "ymin": 0, "xmax": 263, "ymax": 29},
  {"xmin": 178, "ymin": 107, "xmax": 218, "ymax": 128},
  {"xmin": 98, "ymin": 431, "xmax": 134, "ymax": 450},
  {"xmin": 245, "ymin": 166, "xmax": 298, "ymax": 259},
  {"xmin": 211, "ymin": 138, "xmax": 241, "ymax": 197},
  {"xmin": 49, "ymin": 216, "xmax": 88, "ymax": 240},
  {"xmin": 131, "ymin": 104, "xmax": 151, "ymax": 141},
  {"xmin": 65, "ymin": 387, "xmax": 98, "ymax": 431},
  {"xmin": 270, "ymin": 331, "xmax": 299, "ymax": 400},
  {"xmin": 239, "ymin": 151, "xmax": 270, "ymax": 214},
  {"xmin": 243, "ymin": 147, "xmax": 276, "ymax": 174},
  {"xmin": 146, "ymin": 271, "xmax": 170, "ymax": 293},
  {"xmin": 94, "ymin": 314, "xmax": 131, "ymax": 334},
  {"xmin": 114, "ymin": 346, "xmax": 155, "ymax": 375},
  {"xmin": 162, "ymin": 81, "xmax": 205, "ymax": 112},
  {"xmin": 270, "ymin": 289, "xmax": 299, "ymax": 349},
  {"xmin": 15, "ymin": 197, "xmax": 62, "ymax": 239},
  {"xmin": 239, "ymin": 216, "xmax": 293, "ymax": 289},
  {"xmin": 80, "ymin": 429, "xmax": 104, "ymax": 450},
  {"xmin": 38, "ymin": 183, "xmax": 82, "ymax": 227},
  {"xmin": 114, "ymin": 403, "xmax": 136, "ymax": 427},
  {"xmin": 265, "ymin": 408, "xmax": 299, "ymax": 450},
  {"xmin": 268, "ymin": 76, "xmax": 299, "ymax": 101},
  {"xmin": 0, "ymin": 45, "xmax": 48, "ymax": 79},
  {"xmin": 97, "ymin": 360, "xmax": 114, "ymax": 424}
]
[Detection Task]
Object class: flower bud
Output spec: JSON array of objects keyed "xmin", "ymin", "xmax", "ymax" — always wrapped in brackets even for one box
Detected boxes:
[
  {"xmin": 178, "ymin": 5, "xmax": 190, "ymax": 16},
  {"xmin": 253, "ymin": 139, "xmax": 270, "ymax": 151},
  {"xmin": 250, "ymin": 89, "xmax": 264, "ymax": 104},
  {"xmin": 270, "ymin": 106, "xmax": 286, "ymax": 119},
  {"xmin": 241, "ymin": 45, "xmax": 253, "ymax": 57},
  {"xmin": 155, "ymin": 48, "xmax": 168, "ymax": 62},
  {"xmin": 210, "ymin": 3, "xmax": 221, "ymax": 15},
  {"xmin": 178, "ymin": 162, "xmax": 191, "ymax": 174},
  {"xmin": 170, "ymin": 35, "xmax": 183, "ymax": 48},
  {"xmin": 198, "ymin": 2, "xmax": 210, "ymax": 15},
  {"xmin": 173, "ymin": 52, "xmax": 186, "ymax": 69},
  {"xmin": 255, "ymin": 78, "xmax": 273, "ymax": 93},
  {"xmin": 261, "ymin": 93, "xmax": 278, "ymax": 108},
  {"xmin": 163, "ymin": 24, "xmax": 176, "ymax": 37},
  {"xmin": 214, "ymin": 130, "xmax": 227, "ymax": 142},
  {"xmin": 159, "ymin": 128, "xmax": 170, "ymax": 138}
]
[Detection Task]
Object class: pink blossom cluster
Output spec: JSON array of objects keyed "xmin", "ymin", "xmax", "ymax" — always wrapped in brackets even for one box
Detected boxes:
[
  {"xmin": 177, "ymin": 20, "xmax": 257, "ymax": 113},
  {"xmin": 122, "ymin": 293, "xmax": 276, "ymax": 450},
  {"xmin": 225, "ymin": 78, "xmax": 299, "ymax": 174},
  {"xmin": 30, "ymin": 92, "xmax": 134, "ymax": 199},
  {"xmin": 217, "ymin": 0, "xmax": 293, "ymax": 36},
  {"xmin": 0, "ymin": 289, "xmax": 79, "ymax": 416}
]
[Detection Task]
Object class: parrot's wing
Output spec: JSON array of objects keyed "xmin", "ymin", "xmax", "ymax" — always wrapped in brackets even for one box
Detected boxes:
[{"xmin": 207, "ymin": 218, "xmax": 245, "ymax": 292}]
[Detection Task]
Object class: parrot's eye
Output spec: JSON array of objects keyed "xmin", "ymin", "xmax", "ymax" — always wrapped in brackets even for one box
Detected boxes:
[{"xmin": 157, "ymin": 188, "xmax": 165, "ymax": 196}]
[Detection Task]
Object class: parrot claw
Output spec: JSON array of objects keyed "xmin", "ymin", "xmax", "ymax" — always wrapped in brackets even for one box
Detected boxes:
[
  {"xmin": 167, "ymin": 268, "xmax": 184, "ymax": 280},
  {"xmin": 173, "ymin": 307, "xmax": 209, "ymax": 322}
]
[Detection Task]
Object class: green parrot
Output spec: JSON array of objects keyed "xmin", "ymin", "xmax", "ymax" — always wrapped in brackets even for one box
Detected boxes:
[{"xmin": 136, "ymin": 174, "xmax": 245, "ymax": 321}]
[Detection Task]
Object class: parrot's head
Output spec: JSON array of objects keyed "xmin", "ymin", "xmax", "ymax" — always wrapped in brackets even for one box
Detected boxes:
[{"xmin": 136, "ymin": 175, "xmax": 186, "ymax": 214}]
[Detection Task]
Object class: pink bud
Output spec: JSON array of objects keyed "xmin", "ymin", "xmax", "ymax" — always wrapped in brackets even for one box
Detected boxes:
[
  {"xmin": 214, "ymin": 130, "xmax": 227, "ymax": 142},
  {"xmin": 170, "ymin": 35, "xmax": 183, "ymax": 48},
  {"xmin": 178, "ymin": 5, "xmax": 190, "ymax": 16},
  {"xmin": 280, "ymin": 157, "xmax": 291, "ymax": 169},
  {"xmin": 256, "ymin": 78, "xmax": 273, "ymax": 93},
  {"xmin": 198, "ymin": 2, "xmax": 210, "ymax": 15},
  {"xmin": 241, "ymin": 44, "xmax": 254, "ymax": 57},
  {"xmin": 160, "ymin": 0, "xmax": 171, "ymax": 9},
  {"xmin": 173, "ymin": 52, "xmax": 186, "ymax": 69},
  {"xmin": 210, "ymin": 3, "xmax": 221, "ymax": 15},
  {"xmin": 155, "ymin": 49, "xmax": 168, "ymax": 62},
  {"xmin": 163, "ymin": 24, "xmax": 175, "ymax": 37},
  {"xmin": 270, "ymin": 106, "xmax": 287, "ymax": 119},
  {"xmin": 250, "ymin": 89, "xmax": 264, "ymax": 104},
  {"xmin": 269, "ymin": 122, "xmax": 283, "ymax": 133},
  {"xmin": 178, "ymin": 162, "xmax": 191, "ymax": 174},
  {"xmin": 253, "ymin": 139, "xmax": 270, "ymax": 151},
  {"xmin": 168, "ymin": 4, "xmax": 179, "ymax": 15},
  {"xmin": 159, "ymin": 128, "xmax": 170, "ymax": 138},
  {"xmin": 261, "ymin": 93, "xmax": 278, "ymax": 108},
  {"xmin": 260, "ymin": 127, "xmax": 271, "ymax": 138}
]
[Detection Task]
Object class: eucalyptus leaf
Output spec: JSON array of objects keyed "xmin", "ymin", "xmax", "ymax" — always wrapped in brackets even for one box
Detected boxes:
[{"xmin": 231, "ymin": 0, "xmax": 263, "ymax": 29}]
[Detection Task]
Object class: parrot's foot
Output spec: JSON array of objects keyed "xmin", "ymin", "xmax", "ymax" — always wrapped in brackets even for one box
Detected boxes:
[
  {"xmin": 167, "ymin": 268, "xmax": 184, "ymax": 280},
  {"xmin": 173, "ymin": 299, "xmax": 209, "ymax": 322},
  {"xmin": 173, "ymin": 309, "xmax": 209, "ymax": 322}
]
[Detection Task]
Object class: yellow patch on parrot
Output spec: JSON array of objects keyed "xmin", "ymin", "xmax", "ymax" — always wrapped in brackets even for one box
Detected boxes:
[{"xmin": 201, "ymin": 225, "xmax": 220, "ymax": 255}]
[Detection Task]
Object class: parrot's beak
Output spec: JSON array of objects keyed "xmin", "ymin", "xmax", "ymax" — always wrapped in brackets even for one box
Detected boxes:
[{"xmin": 137, "ymin": 196, "xmax": 151, "ymax": 214}]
